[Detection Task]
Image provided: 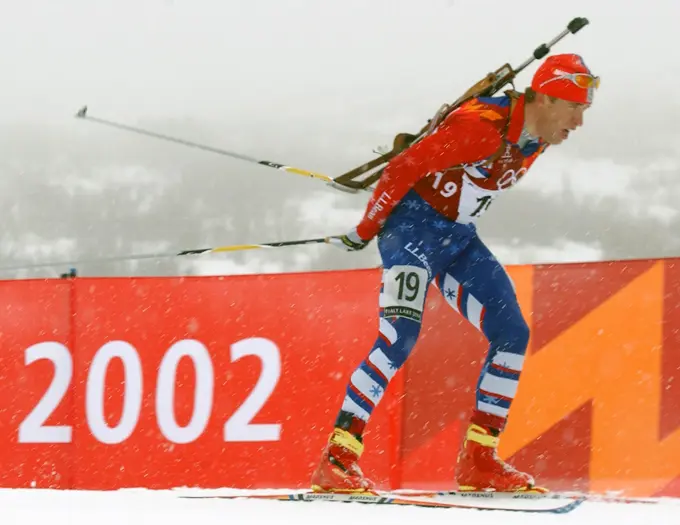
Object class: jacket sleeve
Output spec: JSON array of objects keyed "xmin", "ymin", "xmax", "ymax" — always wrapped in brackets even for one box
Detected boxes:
[{"xmin": 354, "ymin": 114, "xmax": 502, "ymax": 241}]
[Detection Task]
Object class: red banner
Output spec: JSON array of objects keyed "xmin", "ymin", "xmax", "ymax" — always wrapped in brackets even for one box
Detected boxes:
[
  {"xmin": 0, "ymin": 260, "xmax": 678, "ymax": 497},
  {"xmin": 0, "ymin": 273, "xmax": 400, "ymax": 490},
  {"xmin": 0, "ymin": 280, "xmax": 73, "ymax": 488}
]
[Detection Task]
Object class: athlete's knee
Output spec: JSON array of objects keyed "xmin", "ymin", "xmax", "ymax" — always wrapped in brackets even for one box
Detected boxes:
[
  {"xmin": 378, "ymin": 315, "xmax": 421, "ymax": 367},
  {"xmin": 485, "ymin": 307, "xmax": 529, "ymax": 356},
  {"xmin": 380, "ymin": 264, "xmax": 429, "ymax": 317},
  {"xmin": 378, "ymin": 263, "xmax": 430, "ymax": 367},
  {"xmin": 505, "ymin": 314, "xmax": 529, "ymax": 353}
]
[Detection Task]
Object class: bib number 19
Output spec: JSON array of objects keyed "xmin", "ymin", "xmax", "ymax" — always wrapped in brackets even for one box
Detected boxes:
[
  {"xmin": 431, "ymin": 172, "xmax": 458, "ymax": 198},
  {"xmin": 381, "ymin": 265, "xmax": 429, "ymax": 322}
]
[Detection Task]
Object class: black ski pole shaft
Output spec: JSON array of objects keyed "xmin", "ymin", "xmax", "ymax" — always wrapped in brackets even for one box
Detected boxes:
[
  {"xmin": 514, "ymin": 17, "xmax": 590, "ymax": 75},
  {"xmin": 0, "ymin": 237, "xmax": 332, "ymax": 273},
  {"xmin": 74, "ymin": 107, "xmax": 368, "ymax": 193}
]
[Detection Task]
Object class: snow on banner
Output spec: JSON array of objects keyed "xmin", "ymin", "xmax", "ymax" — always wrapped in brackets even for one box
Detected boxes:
[{"xmin": 0, "ymin": 259, "xmax": 679, "ymax": 497}]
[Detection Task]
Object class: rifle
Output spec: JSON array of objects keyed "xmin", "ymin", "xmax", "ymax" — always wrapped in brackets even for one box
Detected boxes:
[
  {"xmin": 74, "ymin": 18, "xmax": 590, "ymax": 197},
  {"xmin": 328, "ymin": 16, "xmax": 590, "ymax": 193}
]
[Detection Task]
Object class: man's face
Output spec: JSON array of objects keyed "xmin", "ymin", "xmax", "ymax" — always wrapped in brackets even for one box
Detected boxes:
[{"xmin": 536, "ymin": 95, "xmax": 590, "ymax": 145}]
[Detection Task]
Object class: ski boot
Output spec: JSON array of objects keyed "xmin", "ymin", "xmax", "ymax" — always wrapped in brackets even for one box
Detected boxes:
[
  {"xmin": 311, "ymin": 428, "xmax": 375, "ymax": 493},
  {"xmin": 456, "ymin": 411, "xmax": 546, "ymax": 493}
]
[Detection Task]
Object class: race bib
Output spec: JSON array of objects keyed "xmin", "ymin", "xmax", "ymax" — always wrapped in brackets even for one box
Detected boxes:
[{"xmin": 380, "ymin": 265, "xmax": 429, "ymax": 322}]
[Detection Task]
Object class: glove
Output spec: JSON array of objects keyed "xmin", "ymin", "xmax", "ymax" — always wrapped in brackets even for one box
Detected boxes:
[{"xmin": 328, "ymin": 228, "xmax": 371, "ymax": 252}]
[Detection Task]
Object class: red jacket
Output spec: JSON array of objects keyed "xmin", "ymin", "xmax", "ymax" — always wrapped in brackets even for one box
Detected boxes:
[{"xmin": 355, "ymin": 93, "xmax": 549, "ymax": 241}]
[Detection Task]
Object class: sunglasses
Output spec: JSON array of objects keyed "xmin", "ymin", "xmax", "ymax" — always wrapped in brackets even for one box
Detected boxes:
[{"xmin": 540, "ymin": 72, "xmax": 600, "ymax": 90}]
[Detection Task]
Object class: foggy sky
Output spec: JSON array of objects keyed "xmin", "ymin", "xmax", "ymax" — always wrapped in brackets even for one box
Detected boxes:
[{"xmin": 0, "ymin": 0, "xmax": 678, "ymax": 277}]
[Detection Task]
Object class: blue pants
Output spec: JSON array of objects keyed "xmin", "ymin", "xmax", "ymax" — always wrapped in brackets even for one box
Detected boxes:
[{"xmin": 337, "ymin": 190, "xmax": 529, "ymax": 434}]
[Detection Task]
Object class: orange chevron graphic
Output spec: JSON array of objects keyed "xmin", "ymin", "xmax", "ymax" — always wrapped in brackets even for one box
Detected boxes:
[{"xmin": 498, "ymin": 261, "xmax": 676, "ymax": 497}]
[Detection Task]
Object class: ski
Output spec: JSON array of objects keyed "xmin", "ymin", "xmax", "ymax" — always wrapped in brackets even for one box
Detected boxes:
[
  {"xmin": 178, "ymin": 489, "xmax": 585, "ymax": 514},
  {"xmin": 393, "ymin": 488, "xmax": 662, "ymax": 506}
]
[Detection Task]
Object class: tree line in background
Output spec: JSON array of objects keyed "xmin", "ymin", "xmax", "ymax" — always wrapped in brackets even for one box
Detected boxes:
[{"xmin": 0, "ymin": 117, "xmax": 677, "ymax": 280}]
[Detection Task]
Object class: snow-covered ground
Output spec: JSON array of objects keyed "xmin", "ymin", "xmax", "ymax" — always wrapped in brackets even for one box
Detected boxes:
[{"xmin": 2, "ymin": 488, "xmax": 679, "ymax": 525}]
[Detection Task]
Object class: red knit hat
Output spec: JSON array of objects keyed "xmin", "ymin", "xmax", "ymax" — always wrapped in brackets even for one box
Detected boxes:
[{"xmin": 531, "ymin": 53, "xmax": 599, "ymax": 104}]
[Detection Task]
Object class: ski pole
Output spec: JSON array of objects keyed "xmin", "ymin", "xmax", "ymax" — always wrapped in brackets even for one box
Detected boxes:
[
  {"xmin": 0, "ymin": 237, "xmax": 332, "ymax": 273},
  {"xmin": 74, "ymin": 106, "xmax": 369, "ymax": 194}
]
